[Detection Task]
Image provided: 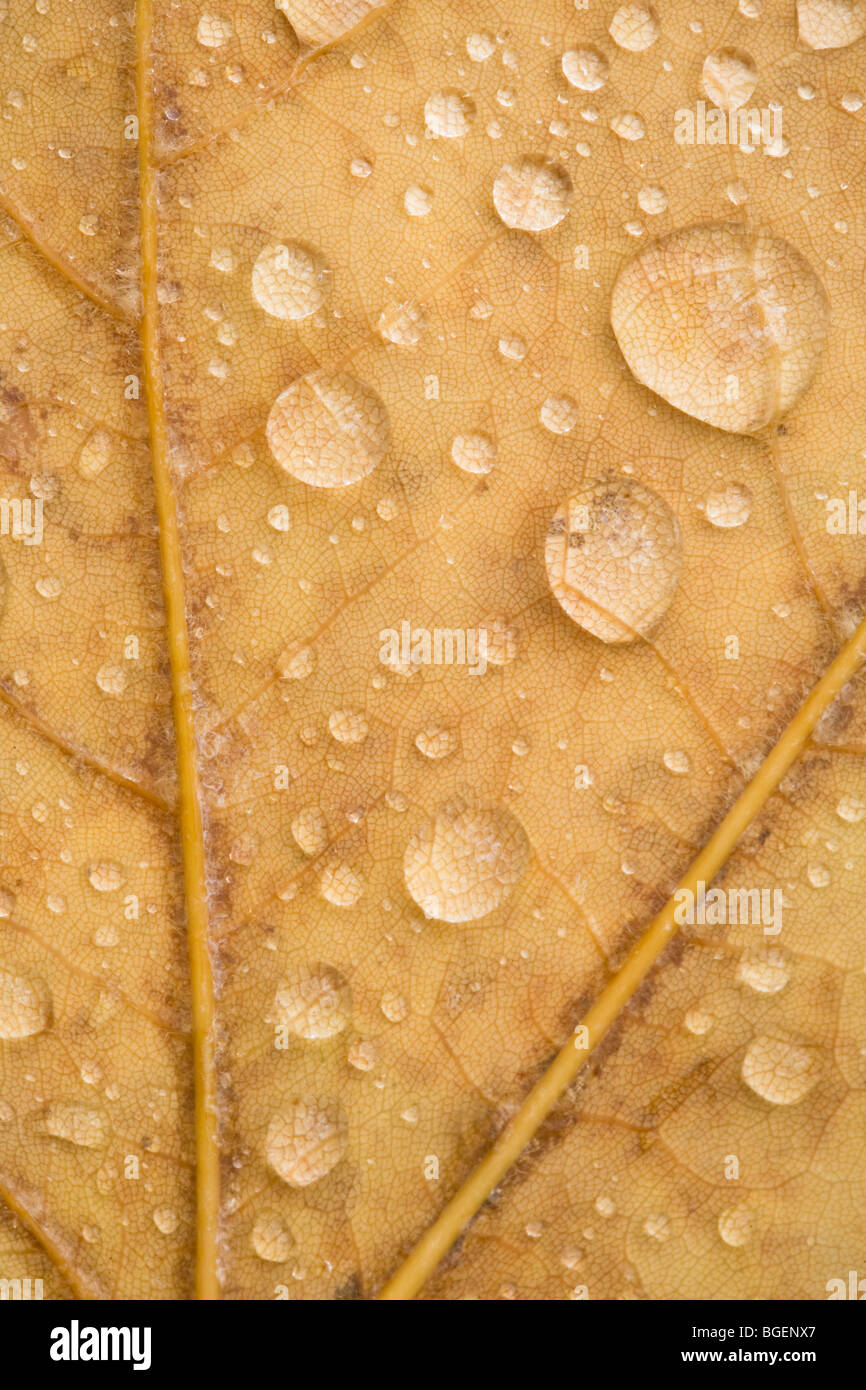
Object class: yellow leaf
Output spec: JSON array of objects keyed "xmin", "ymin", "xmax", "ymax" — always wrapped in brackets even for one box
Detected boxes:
[{"xmin": 0, "ymin": 0, "xmax": 865, "ymax": 1303}]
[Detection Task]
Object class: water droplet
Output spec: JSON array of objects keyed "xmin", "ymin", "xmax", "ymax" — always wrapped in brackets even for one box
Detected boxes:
[
  {"xmin": 797, "ymin": 0, "xmax": 866, "ymax": 50},
  {"xmin": 380, "ymin": 989, "xmax": 408, "ymax": 1023},
  {"xmin": 718, "ymin": 1204, "xmax": 753, "ymax": 1247},
  {"xmin": 539, "ymin": 395, "xmax": 578, "ymax": 434},
  {"xmin": 450, "ymin": 432, "xmax": 496, "ymax": 475},
  {"xmin": 328, "ymin": 709, "xmax": 368, "ymax": 744},
  {"xmin": 545, "ymin": 478, "xmax": 682, "ymax": 643},
  {"xmin": 663, "ymin": 749, "xmax": 691, "ymax": 775},
  {"xmin": 266, "ymin": 1099, "xmax": 347, "ymax": 1186},
  {"xmin": 493, "ymin": 159, "xmax": 572, "ymax": 232},
  {"xmin": 701, "ymin": 49, "xmax": 758, "ymax": 111},
  {"xmin": 637, "ymin": 185, "xmax": 667, "ymax": 215},
  {"xmin": 96, "ymin": 664, "xmax": 126, "ymax": 696},
  {"xmin": 595, "ymin": 1194, "xmax": 616, "ymax": 1217},
  {"xmin": 404, "ymin": 184, "xmax": 433, "ymax": 217},
  {"xmin": 278, "ymin": 646, "xmax": 315, "ymax": 680},
  {"xmin": 643, "ymin": 1212, "xmax": 670, "ymax": 1241},
  {"xmin": 153, "ymin": 1206, "xmax": 179, "ymax": 1234},
  {"xmin": 275, "ymin": 0, "xmax": 380, "ymax": 47},
  {"xmin": 741, "ymin": 1035, "xmax": 821, "ymax": 1104},
  {"xmin": 88, "ymin": 861, "xmax": 124, "ymax": 892},
  {"xmin": 196, "ymin": 14, "xmax": 233, "ymax": 48},
  {"xmin": 498, "ymin": 334, "xmax": 527, "ymax": 361},
  {"xmin": 350, "ymin": 154, "xmax": 372, "ymax": 178},
  {"xmin": 251, "ymin": 1213, "xmax": 295, "ymax": 1262},
  {"xmin": 77, "ymin": 429, "xmax": 113, "ymax": 478},
  {"xmin": 251, "ymin": 241, "xmax": 329, "ymax": 321},
  {"xmin": 466, "ymin": 32, "xmax": 495, "ymax": 62},
  {"xmin": 377, "ymin": 301, "xmax": 426, "ymax": 347},
  {"xmin": 611, "ymin": 112, "xmax": 646, "ymax": 140},
  {"xmin": 424, "ymin": 89, "xmax": 474, "ymax": 138},
  {"xmin": 271, "ymin": 965, "xmax": 351, "ymax": 1039},
  {"xmin": 610, "ymin": 3, "xmax": 659, "ymax": 50},
  {"xmin": 403, "ymin": 798, "xmax": 529, "ymax": 923},
  {"xmin": 267, "ymin": 371, "xmax": 390, "ymax": 488},
  {"xmin": 836, "ymin": 794, "xmax": 865, "ymax": 823},
  {"xmin": 736, "ymin": 946, "xmax": 790, "ymax": 994},
  {"xmin": 0, "ymin": 968, "xmax": 51, "ymax": 1038},
  {"xmin": 807, "ymin": 862, "xmax": 831, "ymax": 887},
  {"xmin": 291, "ymin": 806, "xmax": 328, "ymax": 855},
  {"xmin": 0, "ymin": 888, "xmax": 16, "ymax": 918},
  {"xmin": 705, "ymin": 483, "xmax": 752, "ymax": 528},
  {"xmin": 684, "ymin": 1008, "xmax": 713, "ymax": 1035},
  {"xmin": 319, "ymin": 861, "xmax": 363, "ymax": 908},
  {"xmin": 610, "ymin": 225, "xmax": 829, "ymax": 433},
  {"xmin": 348, "ymin": 1038, "xmax": 376, "ymax": 1070},
  {"xmin": 561, "ymin": 47, "xmax": 608, "ymax": 91},
  {"xmin": 415, "ymin": 726, "xmax": 458, "ymax": 759},
  {"xmin": 44, "ymin": 1103, "xmax": 105, "ymax": 1148}
]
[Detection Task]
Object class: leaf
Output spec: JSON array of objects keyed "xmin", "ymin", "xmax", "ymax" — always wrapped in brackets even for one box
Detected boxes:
[{"xmin": 0, "ymin": 0, "xmax": 865, "ymax": 1302}]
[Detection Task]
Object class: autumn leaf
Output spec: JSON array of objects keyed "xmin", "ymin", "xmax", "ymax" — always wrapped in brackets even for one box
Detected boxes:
[{"xmin": 1, "ymin": 0, "xmax": 865, "ymax": 1303}]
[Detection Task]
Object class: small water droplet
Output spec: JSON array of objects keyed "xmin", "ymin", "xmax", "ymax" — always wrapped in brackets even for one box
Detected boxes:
[
  {"xmin": 718, "ymin": 1204, "xmax": 753, "ymax": 1247},
  {"xmin": 450, "ymin": 432, "xmax": 496, "ymax": 475},
  {"xmin": 741, "ymin": 1035, "xmax": 821, "ymax": 1104},
  {"xmin": 403, "ymin": 798, "xmax": 529, "ymax": 922},
  {"xmin": 44, "ymin": 1103, "xmax": 105, "ymax": 1148},
  {"xmin": 0, "ymin": 968, "xmax": 51, "ymax": 1039},
  {"xmin": 701, "ymin": 49, "xmax": 757, "ymax": 111},
  {"xmin": 424, "ymin": 89, "xmax": 474, "ymax": 139},
  {"xmin": 493, "ymin": 159, "xmax": 572, "ymax": 232},
  {"xmin": 153, "ymin": 1206, "xmax": 179, "ymax": 1234},
  {"xmin": 380, "ymin": 989, "xmax": 409, "ymax": 1023},
  {"xmin": 196, "ymin": 14, "xmax": 233, "ymax": 48},
  {"xmin": 736, "ymin": 946, "xmax": 790, "ymax": 994},
  {"xmin": 540, "ymin": 395, "xmax": 578, "ymax": 434},
  {"xmin": 267, "ymin": 371, "xmax": 390, "ymax": 488},
  {"xmin": 561, "ymin": 47, "xmax": 608, "ymax": 91},
  {"xmin": 271, "ymin": 966, "xmax": 351, "ymax": 1040},
  {"xmin": 251, "ymin": 241, "xmax": 329, "ymax": 321}
]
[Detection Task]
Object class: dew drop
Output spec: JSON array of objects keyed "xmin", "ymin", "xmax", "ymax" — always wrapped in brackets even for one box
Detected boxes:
[
  {"xmin": 404, "ymin": 184, "xmax": 433, "ymax": 217},
  {"xmin": 637, "ymin": 185, "xmax": 667, "ymax": 215},
  {"xmin": 96, "ymin": 664, "xmax": 126, "ymax": 696},
  {"xmin": 328, "ymin": 709, "xmax": 368, "ymax": 744},
  {"xmin": 319, "ymin": 861, "xmax": 363, "ymax": 908},
  {"xmin": 153, "ymin": 1207, "xmax": 179, "ymax": 1234},
  {"xmin": 741, "ymin": 1035, "xmax": 821, "ymax": 1104},
  {"xmin": 609, "ymin": 3, "xmax": 659, "ymax": 50},
  {"xmin": 251, "ymin": 241, "xmax": 329, "ymax": 321},
  {"xmin": 0, "ymin": 968, "xmax": 51, "ymax": 1039},
  {"xmin": 718, "ymin": 1204, "xmax": 753, "ymax": 1247},
  {"xmin": 797, "ymin": 0, "xmax": 866, "ymax": 50},
  {"xmin": 275, "ymin": 0, "xmax": 380, "ymax": 47},
  {"xmin": 266, "ymin": 371, "xmax": 389, "ymax": 488},
  {"xmin": 540, "ymin": 395, "xmax": 578, "ymax": 434},
  {"xmin": 705, "ymin": 483, "xmax": 752, "ymax": 528},
  {"xmin": 380, "ymin": 989, "xmax": 408, "ymax": 1023},
  {"xmin": 350, "ymin": 154, "xmax": 372, "ymax": 178},
  {"xmin": 77, "ymin": 429, "xmax": 113, "ymax": 478},
  {"xmin": 377, "ymin": 301, "xmax": 426, "ymax": 347},
  {"xmin": 403, "ymin": 799, "xmax": 529, "ymax": 923},
  {"xmin": 836, "ymin": 794, "xmax": 865, "ymax": 823},
  {"xmin": 545, "ymin": 477, "xmax": 682, "ymax": 643},
  {"xmin": 701, "ymin": 49, "xmax": 758, "ymax": 111},
  {"xmin": 266, "ymin": 1099, "xmax": 347, "ymax": 1186},
  {"xmin": 88, "ymin": 861, "xmax": 124, "ymax": 892},
  {"xmin": 561, "ymin": 47, "xmax": 608, "ymax": 91},
  {"xmin": 663, "ymin": 749, "xmax": 691, "ymax": 775},
  {"xmin": 643, "ymin": 1212, "xmax": 670, "ymax": 1241},
  {"xmin": 348, "ymin": 1038, "xmax": 376, "ymax": 1070},
  {"xmin": 450, "ymin": 432, "xmax": 496, "ymax": 475},
  {"xmin": 684, "ymin": 1008, "xmax": 713, "ymax": 1035},
  {"xmin": 251, "ymin": 1213, "xmax": 295, "ymax": 1262},
  {"xmin": 736, "ymin": 946, "xmax": 790, "ymax": 994},
  {"xmin": 610, "ymin": 112, "xmax": 645, "ymax": 141},
  {"xmin": 610, "ymin": 224, "xmax": 829, "ymax": 434},
  {"xmin": 415, "ymin": 726, "xmax": 458, "ymax": 759},
  {"xmin": 291, "ymin": 806, "xmax": 328, "ymax": 856},
  {"xmin": 44, "ymin": 1103, "xmax": 105, "ymax": 1148},
  {"xmin": 271, "ymin": 965, "xmax": 351, "ymax": 1040},
  {"xmin": 196, "ymin": 14, "xmax": 233, "ymax": 48},
  {"xmin": 424, "ymin": 89, "xmax": 474, "ymax": 138},
  {"xmin": 493, "ymin": 159, "xmax": 572, "ymax": 232},
  {"xmin": 807, "ymin": 862, "xmax": 830, "ymax": 888}
]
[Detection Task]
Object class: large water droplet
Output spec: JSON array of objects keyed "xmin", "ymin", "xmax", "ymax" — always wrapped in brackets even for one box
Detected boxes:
[
  {"xmin": 797, "ymin": 0, "xmax": 866, "ymax": 50},
  {"xmin": 251, "ymin": 1213, "xmax": 295, "ymax": 1262},
  {"xmin": 561, "ymin": 47, "xmax": 608, "ymax": 91},
  {"xmin": 493, "ymin": 159, "xmax": 572, "ymax": 232},
  {"xmin": 539, "ymin": 395, "xmax": 578, "ymax": 434},
  {"xmin": 403, "ymin": 799, "xmax": 529, "ymax": 922},
  {"xmin": 424, "ymin": 89, "xmax": 474, "ymax": 138},
  {"xmin": 265, "ymin": 1098, "xmax": 347, "ymax": 1186},
  {"xmin": 251, "ymin": 241, "xmax": 329, "ymax": 321},
  {"xmin": 705, "ymin": 483, "xmax": 752, "ymax": 528},
  {"xmin": 736, "ymin": 946, "xmax": 790, "ymax": 994},
  {"xmin": 377, "ymin": 301, "xmax": 426, "ymax": 347},
  {"xmin": 318, "ymin": 861, "xmax": 364, "ymax": 907},
  {"xmin": 0, "ymin": 968, "xmax": 51, "ymax": 1039},
  {"xmin": 701, "ymin": 49, "xmax": 758, "ymax": 111},
  {"xmin": 196, "ymin": 14, "xmax": 233, "ymax": 48},
  {"xmin": 545, "ymin": 478, "xmax": 682, "ymax": 643},
  {"xmin": 610, "ymin": 225, "xmax": 829, "ymax": 433},
  {"xmin": 291, "ymin": 806, "xmax": 328, "ymax": 855},
  {"xmin": 267, "ymin": 371, "xmax": 390, "ymax": 488},
  {"xmin": 271, "ymin": 965, "xmax": 351, "ymax": 1040},
  {"xmin": 741, "ymin": 1035, "xmax": 821, "ymax": 1104},
  {"xmin": 44, "ymin": 1103, "xmax": 106, "ymax": 1148},
  {"xmin": 275, "ymin": 0, "xmax": 381, "ymax": 48},
  {"xmin": 450, "ymin": 432, "xmax": 496, "ymax": 475},
  {"xmin": 609, "ymin": 3, "xmax": 659, "ymax": 50}
]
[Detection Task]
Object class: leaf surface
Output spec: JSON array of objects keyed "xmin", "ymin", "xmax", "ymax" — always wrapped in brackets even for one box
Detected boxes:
[{"xmin": 1, "ymin": 0, "xmax": 865, "ymax": 1300}]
